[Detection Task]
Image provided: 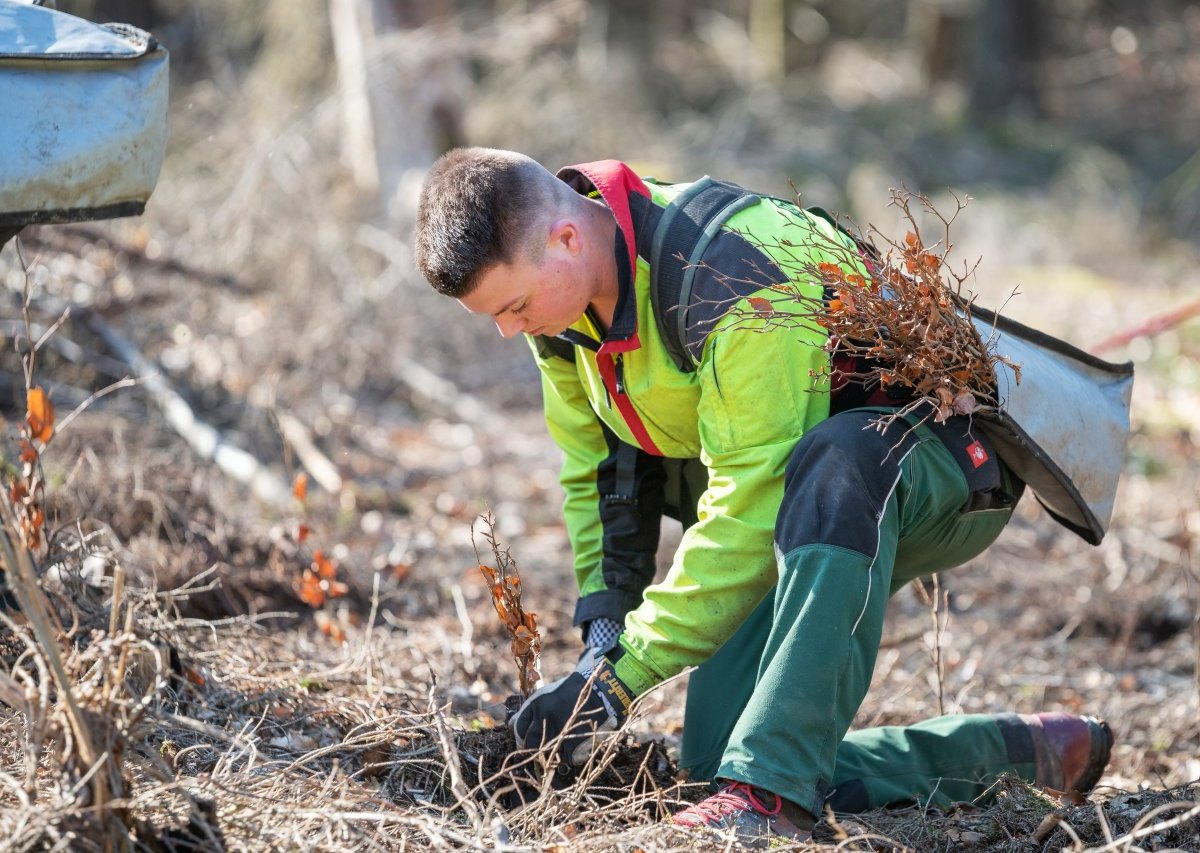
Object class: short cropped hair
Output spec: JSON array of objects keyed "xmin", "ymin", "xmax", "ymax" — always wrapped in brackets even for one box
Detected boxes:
[{"xmin": 414, "ymin": 148, "xmax": 553, "ymax": 298}]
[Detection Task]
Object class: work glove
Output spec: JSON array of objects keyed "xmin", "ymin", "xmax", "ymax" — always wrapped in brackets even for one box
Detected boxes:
[
  {"xmin": 583, "ymin": 616, "xmax": 623, "ymax": 656},
  {"xmin": 577, "ymin": 616, "xmax": 623, "ymax": 671},
  {"xmin": 510, "ymin": 650, "xmax": 636, "ymax": 767}
]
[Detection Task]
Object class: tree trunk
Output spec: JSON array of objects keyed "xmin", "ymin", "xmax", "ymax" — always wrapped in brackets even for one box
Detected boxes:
[
  {"xmin": 329, "ymin": 0, "xmax": 380, "ymax": 196},
  {"xmin": 749, "ymin": 0, "xmax": 787, "ymax": 84},
  {"xmin": 968, "ymin": 0, "xmax": 1043, "ymax": 118}
]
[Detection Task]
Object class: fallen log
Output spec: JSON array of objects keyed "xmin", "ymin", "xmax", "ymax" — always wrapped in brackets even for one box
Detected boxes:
[{"xmin": 76, "ymin": 307, "xmax": 292, "ymax": 508}]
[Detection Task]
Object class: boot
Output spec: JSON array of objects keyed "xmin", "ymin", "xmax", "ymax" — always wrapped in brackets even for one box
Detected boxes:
[{"xmin": 1020, "ymin": 712, "xmax": 1114, "ymax": 794}]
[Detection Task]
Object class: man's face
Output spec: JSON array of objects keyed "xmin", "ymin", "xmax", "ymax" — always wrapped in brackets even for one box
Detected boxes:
[{"xmin": 459, "ymin": 249, "xmax": 593, "ymax": 339}]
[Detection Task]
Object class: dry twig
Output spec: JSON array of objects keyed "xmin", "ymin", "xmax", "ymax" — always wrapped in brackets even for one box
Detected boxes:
[{"xmin": 911, "ymin": 575, "xmax": 950, "ymax": 717}]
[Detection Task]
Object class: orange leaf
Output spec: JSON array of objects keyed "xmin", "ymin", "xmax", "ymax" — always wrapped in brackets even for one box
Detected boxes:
[
  {"xmin": 324, "ymin": 579, "xmax": 349, "ymax": 599},
  {"xmin": 20, "ymin": 517, "xmax": 41, "ymax": 549},
  {"xmin": 184, "ymin": 666, "xmax": 206, "ymax": 687},
  {"xmin": 315, "ymin": 610, "xmax": 346, "ymax": 643},
  {"xmin": 293, "ymin": 472, "xmax": 308, "ymax": 501},
  {"xmin": 905, "ymin": 231, "xmax": 919, "ymax": 248},
  {"xmin": 297, "ymin": 523, "xmax": 310, "ymax": 544},
  {"xmin": 312, "ymin": 550, "xmax": 336, "ymax": 579},
  {"xmin": 298, "ymin": 570, "xmax": 326, "ymax": 607},
  {"xmin": 325, "ymin": 623, "xmax": 346, "ymax": 644},
  {"xmin": 26, "ymin": 387, "xmax": 54, "ymax": 443},
  {"xmin": 18, "ymin": 440, "xmax": 37, "ymax": 465},
  {"xmin": 747, "ymin": 296, "xmax": 775, "ymax": 318}
]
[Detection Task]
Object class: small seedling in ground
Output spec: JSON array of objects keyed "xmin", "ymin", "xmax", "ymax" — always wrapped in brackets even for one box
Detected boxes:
[{"xmin": 472, "ymin": 512, "xmax": 542, "ymax": 698}]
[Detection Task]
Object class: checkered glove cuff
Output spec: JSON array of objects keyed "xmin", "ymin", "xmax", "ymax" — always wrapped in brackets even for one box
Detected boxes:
[{"xmin": 585, "ymin": 617, "xmax": 622, "ymax": 655}]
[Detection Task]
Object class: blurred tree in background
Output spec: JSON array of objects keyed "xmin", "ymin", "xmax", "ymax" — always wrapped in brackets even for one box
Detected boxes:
[
  {"xmin": 47, "ymin": 0, "xmax": 1200, "ymax": 365},
  {"xmin": 56, "ymin": 0, "xmax": 1196, "ymax": 225}
]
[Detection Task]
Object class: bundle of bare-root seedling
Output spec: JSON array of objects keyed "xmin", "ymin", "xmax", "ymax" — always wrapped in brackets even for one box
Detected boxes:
[{"xmin": 736, "ymin": 188, "xmax": 1020, "ymax": 429}]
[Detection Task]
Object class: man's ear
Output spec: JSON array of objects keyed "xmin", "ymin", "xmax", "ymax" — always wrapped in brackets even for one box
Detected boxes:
[{"xmin": 547, "ymin": 218, "xmax": 583, "ymax": 255}]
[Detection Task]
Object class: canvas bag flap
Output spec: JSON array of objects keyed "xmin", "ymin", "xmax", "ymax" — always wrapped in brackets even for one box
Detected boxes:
[
  {"xmin": 971, "ymin": 304, "xmax": 1134, "ymax": 544},
  {"xmin": 0, "ymin": 0, "xmax": 168, "ymax": 227}
]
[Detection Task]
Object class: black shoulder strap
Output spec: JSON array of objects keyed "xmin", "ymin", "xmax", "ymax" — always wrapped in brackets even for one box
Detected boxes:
[
  {"xmin": 649, "ymin": 177, "xmax": 761, "ymax": 372},
  {"xmin": 532, "ymin": 333, "xmax": 576, "ymax": 363}
]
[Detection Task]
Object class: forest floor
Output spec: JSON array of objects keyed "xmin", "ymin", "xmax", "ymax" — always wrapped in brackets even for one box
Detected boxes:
[{"xmin": 1, "ymin": 206, "xmax": 1198, "ymax": 851}]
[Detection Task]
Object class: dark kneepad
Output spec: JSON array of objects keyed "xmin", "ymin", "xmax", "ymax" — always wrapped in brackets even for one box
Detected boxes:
[{"xmin": 776, "ymin": 412, "xmax": 920, "ymax": 558}]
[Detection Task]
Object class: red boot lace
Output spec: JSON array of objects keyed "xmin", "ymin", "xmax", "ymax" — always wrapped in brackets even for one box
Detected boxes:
[{"xmin": 673, "ymin": 781, "xmax": 783, "ymax": 828}]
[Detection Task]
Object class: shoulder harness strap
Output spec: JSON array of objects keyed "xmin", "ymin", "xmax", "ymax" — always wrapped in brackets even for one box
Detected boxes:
[
  {"xmin": 532, "ymin": 333, "xmax": 576, "ymax": 363},
  {"xmin": 649, "ymin": 177, "xmax": 761, "ymax": 372}
]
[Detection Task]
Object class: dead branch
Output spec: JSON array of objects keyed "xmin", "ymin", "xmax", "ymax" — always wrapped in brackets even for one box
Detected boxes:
[
  {"xmin": 0, "ymin": 494, "xmax": 110, "ymax": 822},
  {"xmin": 1091, "ymin": 294, "xmax": 1200, "ymax": 355},
  {"xmin": 77, "ymin": 306, "xmax": 292, "ymax": 508},
  {"xmin": 276, "ymin": 410, "xmax": 344, "ymax": 495},
  {"xmin": 392, "ymin": 357, "xmax": 497, "ymax": 430}
]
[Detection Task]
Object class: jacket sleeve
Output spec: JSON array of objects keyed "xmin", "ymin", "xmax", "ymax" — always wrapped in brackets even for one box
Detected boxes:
[
  {"xmin": 611, "ymin": 207, "xmax": 862, "ymax": 696},
  {"xmin": 530, "ymin": 336, "xmax": 667, "ymax": 628}
]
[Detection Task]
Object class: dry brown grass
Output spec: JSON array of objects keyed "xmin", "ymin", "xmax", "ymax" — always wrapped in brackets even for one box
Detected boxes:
[{"xmin": 1, "ymin": 332, "xmax": 1198, "ymax": 850}]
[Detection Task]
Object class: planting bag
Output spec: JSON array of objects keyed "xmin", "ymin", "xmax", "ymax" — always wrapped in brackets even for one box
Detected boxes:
[
  {"xmin": 971, "ymin": 305, "xmax": 1134, "ymax": 545},
  {"xmin": 0, "ymin": 1, "xmax": 168, "ymax": 230}
]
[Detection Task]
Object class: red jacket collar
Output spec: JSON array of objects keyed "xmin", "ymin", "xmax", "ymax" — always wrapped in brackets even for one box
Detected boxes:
[
  {"xmin": 554, "ymin": 160, "xmax": 661, "ymax": 454},
  {"xmin": 559, "ymin": 160, "xmax": 652, "ymax": 347},
  {"xmin": 556, "ymin": 160, "xmax": 648, "ymax": 277}
]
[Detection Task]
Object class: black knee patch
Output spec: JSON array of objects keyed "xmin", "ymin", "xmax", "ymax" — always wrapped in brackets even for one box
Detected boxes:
[{"xmin": 775, "ymin": 411, "xmax": 922, "ymax": 557}]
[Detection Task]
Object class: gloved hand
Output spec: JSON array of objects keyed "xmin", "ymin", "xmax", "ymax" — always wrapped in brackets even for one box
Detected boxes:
[
  {"xmin": 511, "ymin": 652, "xmax": 636, "ymax": 767},
  {"xmin": 583, "ymin": 617, "xmax": 623, "ymax": 656},
  {"xmin": 577, "ymin": 616, "xmax": 623, "ymax": 672}
]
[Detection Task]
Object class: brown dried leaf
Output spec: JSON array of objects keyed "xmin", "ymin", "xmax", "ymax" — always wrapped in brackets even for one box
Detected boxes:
[
  {"xmin": 953, "ymin": 391, "xmax": 979, "ymax": 415},
  {"xmin": 747, "ymin": 296, "xmax": 776, "ymax": 318},
  {"xmin": 1032, "ymin": 812, "xmax": 1062, "ymax": 842}
]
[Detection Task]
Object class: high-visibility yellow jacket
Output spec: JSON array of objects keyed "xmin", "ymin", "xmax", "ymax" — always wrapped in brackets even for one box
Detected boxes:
[{"xmin": 533, "ymin": 160, "xmax": 862, "ymax": 696}]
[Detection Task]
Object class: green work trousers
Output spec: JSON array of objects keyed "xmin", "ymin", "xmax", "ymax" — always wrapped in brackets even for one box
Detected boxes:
[{"xmin": 680, "ymin": 416, "xmax": 1023, "ymax": 815}]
